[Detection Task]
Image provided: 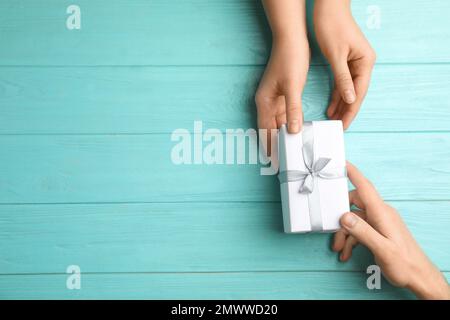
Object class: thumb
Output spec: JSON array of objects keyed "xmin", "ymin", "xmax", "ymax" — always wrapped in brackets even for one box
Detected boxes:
[
  {"xmin": 332, "ymin": 60, "xmax": 356, "ymax": 104},
  {"xmin": 340, "ymin": 212, "xmax": 389, "ymax": 257},
  {"xmin": 285, "ymin": 87, "xmax": 303, "ymax": 134}
]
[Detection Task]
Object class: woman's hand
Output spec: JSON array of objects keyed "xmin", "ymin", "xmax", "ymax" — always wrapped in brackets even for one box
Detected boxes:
[
  {"xmin": 256, "ymin": 0, "xmax": 309, "ymax": 154},
  {"xmin": 334, "ymin": 162, "xmax": 450, "ymax": 300},
  {"xmin": 314, "ymin": 0, "xmax": 376, "ymax": 129}
]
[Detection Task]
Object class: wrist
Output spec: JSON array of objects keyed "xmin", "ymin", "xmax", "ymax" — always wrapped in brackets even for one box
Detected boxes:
[
  {"xmin": 315, "ymin": 0, "xmax": 351, "ymax": 10},
  {"xmin": 314, "ymin": 0, "xmax": 352, "ymax": 20},
  {"xmin": 408, "ymin": 265, "xmax": 450, "ymax": 300},
  {"xmin": 272, "ymin": 32, "xmax": 308, "ymax": 50},
  {"xmin": 263, "ymin": 0, "xmax": 307, "ymax": 46}
]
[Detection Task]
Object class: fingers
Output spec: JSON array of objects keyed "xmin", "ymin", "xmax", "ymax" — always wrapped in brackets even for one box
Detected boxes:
[
  {"xmin": 349, "ymin": 189, "xmax": 365, "ymax": 210},
  {"xmin": 346, "ymin": 162, "xmax": 382, "ymax": 208},
  {"xmin": 285, "ymin": 87, "xmax": 303, "ymax": 134},
  {"xmin": 340, "ymin": 235, "xmax": 358, "ymax": 261},
  {"xmin": 333, "ymin": 209, "xmax": 365, "ymax": 254},
  {"xmin": 333, "ymin": 231, "xmax": 358, "ymax": 261},
  {"xmin": 258, "ymin": 126, "xmax": 276, "ymax": 158},
  {"xmin": 275, "ymin": 96, "xmax": 287, "ymax": 128},
  {"xmin": 331, "ymin": 59, "xmax": 356, "ymax": 105},
  {"xmin": 332, "ymin": 229, "xmax": 347, "ymax": 252},
  {"xmin": 256, "ymin": 117, "xmax": 275, "ymax": 157},
  {"xmin": 340, "ymin": 212, "xmax": 390, "ymax": 257},
  {"xmin": 329, "ymin": 51, "xmax": 376, "ymax": 129},
  {"xmin": 326, "ymin": 88, "xmax": 341, "ymax": 119},
  {"xmin": 340, "ymin": 59, "xmax": 374, "ymax": 129},
  {"xmin": 255, "ymin": 91, "xmax": 277, "ymax": 156}
]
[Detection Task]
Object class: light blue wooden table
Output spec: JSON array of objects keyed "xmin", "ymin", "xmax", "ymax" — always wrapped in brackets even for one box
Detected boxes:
[{"xmin": 0, "ymin": 0, "xmax": 449, "ymax": 299}]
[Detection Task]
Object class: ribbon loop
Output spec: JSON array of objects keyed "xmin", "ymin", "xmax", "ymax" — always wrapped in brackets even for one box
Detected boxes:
[{"xmin": 313, "ymin": 157, "xmax": 331, "ymax": 172}]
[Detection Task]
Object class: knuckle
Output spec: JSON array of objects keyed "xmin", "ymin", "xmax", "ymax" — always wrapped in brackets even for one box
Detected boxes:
[
  {"xmin": 255, "ymin": 91, "xmax": 269, "ymax": 109},
  {"xmin": 286, "ymin": 102, "xmax": 300, "ymax": 114},
  {"xmin": 286, "ymin": 110, "xmax": 299, "ymax": 120},
  {"xmin": 366, "ymin": 48, "xmax": 377, "ymax": 65},
  {"xmin": 347, "ymin": 104, "xmax": 360, "ymax": 112},
  {"xmin": 282, "ymin": 78, "xmax": 304, "ymax": 95},
  {"xmin": 280, "ymin": 76, "xmax": 298, "ymax": 88},
  {"xmin": 335, "ymin": 72, "xmax": 353, "ymax": 87},
  {"xmin": 357, "ymin": 217, "xmax": 368, "ymax": 232},
  {"xmin": 331, "ymin": 46, "xmax": 350, "ymax": 60},
  {"xmin": 385, "ymin": 243, "xmax": 400, "ymax": 259}
]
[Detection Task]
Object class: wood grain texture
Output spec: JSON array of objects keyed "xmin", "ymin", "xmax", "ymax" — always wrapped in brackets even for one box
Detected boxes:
[
  {"xmin": 0, "ymin": 271, "xmax": 431, "ymax": 300},
  {"xmin": 1, "ymin": 0, "xmax": 449, "ymax": 300},
  {"xmin": 1, "ymin": 64, "xmax": 449, "ymax": 134},
  {"xmin": 0, "ymin": 133, "xmax": 449, "ymax": 203},
  {"xmin": 0, "ymin": 202, "xmax": 448, "ymax": 274},
  {"xmin": 0, "ymin": 0, "xmax": 449, "ymax": 65}
]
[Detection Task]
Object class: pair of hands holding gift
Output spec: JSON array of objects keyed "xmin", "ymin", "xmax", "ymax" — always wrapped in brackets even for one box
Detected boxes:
[
  {"xmin": 257, "ymin": 0, "xmax": 449, "ymax": 299},
  {"xmin": 256, "ymin": 0, "xmax": 375, "ymax": 150}
]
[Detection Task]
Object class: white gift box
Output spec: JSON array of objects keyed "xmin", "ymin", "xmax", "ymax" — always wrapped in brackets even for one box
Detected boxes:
[{"xmin": 278, "ymin": 121, "xmax": 349, "ymax": 233}]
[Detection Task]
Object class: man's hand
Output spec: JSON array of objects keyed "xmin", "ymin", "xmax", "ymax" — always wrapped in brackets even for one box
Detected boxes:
[
  {"xmin": 314, "ymin": 0, "xmax": 376, "ymax": 129},
  {"xmin": 333, "ymin": 162, "xmax": 450, "ymax": 300}
]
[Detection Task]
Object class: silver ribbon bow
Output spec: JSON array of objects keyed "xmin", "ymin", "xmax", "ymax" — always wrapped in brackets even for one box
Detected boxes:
[{"xmin": 278, "ymin": 123, "xmax": 344, "ymax": 194}]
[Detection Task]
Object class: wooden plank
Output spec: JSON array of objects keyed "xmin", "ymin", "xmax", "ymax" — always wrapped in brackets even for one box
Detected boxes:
[
  {"xmin": 0, "ymin": 201, "xmax": 448, "ymax": 274},
  {"xmin": 0, "ymin": 64, "xmax": 449, "ymax": 134},
  {"xmin": 0, "ymin": 133, "xmax": 449, "ymax": 203},
  {"xmin": 0, "ymin": 271, "xmax": 429, "ymax": 299},
  {"xmin": 0, "ymin": 0, "xmax": 449, "ymax": 65}
]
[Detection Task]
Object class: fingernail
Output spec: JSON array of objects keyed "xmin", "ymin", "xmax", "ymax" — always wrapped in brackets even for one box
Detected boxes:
[
  {"xmin": 344, "ymin": 90, "xmax": 356, "ymax": 104},
  {"xmin": 288, "ymin": 120, "xmax": 299, "ymax": 133},
  {"xmin": 342, "ymin": 212, "xmax": 357, "ymax": 228}
]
